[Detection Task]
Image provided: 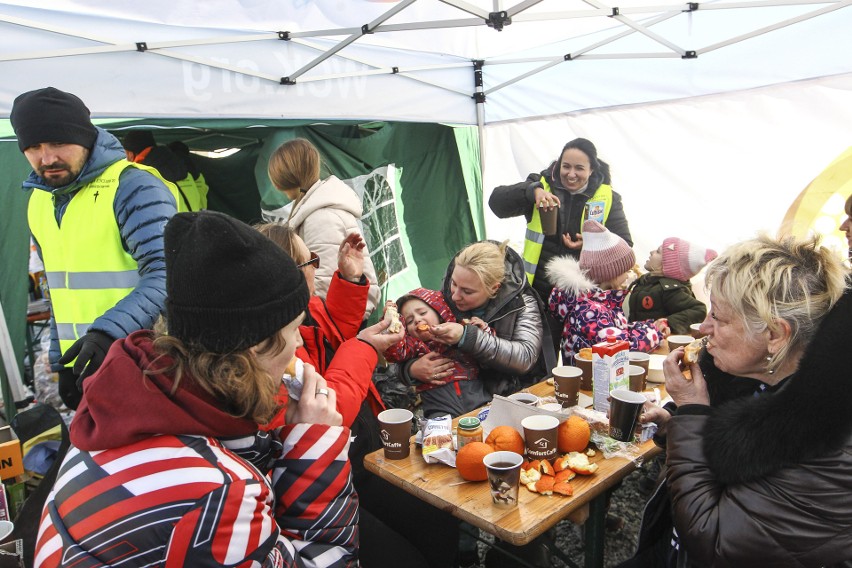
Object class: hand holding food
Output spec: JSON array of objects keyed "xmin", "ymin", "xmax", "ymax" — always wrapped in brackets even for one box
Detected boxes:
[
  {"xmin": 359, "ymin": 317, "xmax": 405, "ymax": 353},
  {"xmin": 682, "ymin": 337, "xmax": 707, "ymax": 366},
  {"xmin": 382, "ymin": 301, "xmax": 403, "ymax": 334},
  {"xmin": 284, "ymin": 363, "xmax": 342, "ymax": 426},
  {"xmin": 664, "ymin": 347, "xmax": 710, "ymax": 406},
  {"xmin": 282, "ymin": 357, "xmax": 305, "ymax": 400},
  {"xmin": 429, "ymin": 321, "xmax": 464, "ymax": 345}
]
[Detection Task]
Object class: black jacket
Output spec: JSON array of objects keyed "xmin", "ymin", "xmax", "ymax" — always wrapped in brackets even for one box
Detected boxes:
[
  {"xmin": 667, "ymin": 288, "xmax": 852, "ymax": 567},
  {"xmin": 489, "ymin": 164, "xmax": 632, "ymax": 300}
]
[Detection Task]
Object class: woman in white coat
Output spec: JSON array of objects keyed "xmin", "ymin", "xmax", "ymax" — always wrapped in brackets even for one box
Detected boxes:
[{"xmin": 269, "ymin": 138, "xmax": 380, "ymax": 319}]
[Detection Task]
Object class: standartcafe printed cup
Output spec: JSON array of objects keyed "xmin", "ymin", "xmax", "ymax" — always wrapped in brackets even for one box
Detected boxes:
[
  {"xmin": 521, "ymin": 414, "xmax": 559, "ymax": 461},
  {"xmin": 552, "ymin": 365, "xmax": 582, "ymax": 408},
  {"xmin": 377, "ymin": 408, "xmax": 413, "ymax": 459}
]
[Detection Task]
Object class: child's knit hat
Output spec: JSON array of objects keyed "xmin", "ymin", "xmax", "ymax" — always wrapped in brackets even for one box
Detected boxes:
[
  {"xmin": 661, "ymin": 237, "xmax": 718, "ymax": 281},
  {"xmin": 579, "ymin": 220, "xmax": 635, "ymax": 285}
]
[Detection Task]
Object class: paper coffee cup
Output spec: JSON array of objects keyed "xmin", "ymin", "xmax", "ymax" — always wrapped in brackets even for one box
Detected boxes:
[
  {"xmin": 573, "ymin": 352, "xmax": 593, "ymax": 390},
  {"xmin": 377, "ymin": 408, "xmax": 413, "ymax": 459},
  {"xmin": 552, "ymin": 365, "xmax": 582, "ymax": 408},
  {"xmin": 521, "ymin": 415, "xmax": 559, "ymax": 461},
  {"xmin": 689, "ymin": 323, "xmax": 706, "ymax": 338},
  {"xmin": 667, "ymin": 334, "xmax": 693, "ymax": 352},
  {"xmin": 508, "ymin": 392, "xmax": 539, "ymax": 405},
  {"xmin": 539, "ymin": 205, "xmax": 559, "ymax": 236},
  {"xmin": 628, "ymin": 351, "xmax": 650, "ymax": 372},
  {"xmin": 628, "ymin": 364, "xmax": 647, "ymax": 392},
  {"xmin": 484, "ymin": 451, "xmax": 524, "ymax": 507},
  {"xmin": 609, "ymin": 389, "xmax": 646, "ymax": 442}
]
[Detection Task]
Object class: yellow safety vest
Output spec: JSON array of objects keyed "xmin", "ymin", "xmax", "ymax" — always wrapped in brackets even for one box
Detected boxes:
[
  {"xmin": 175, "ymin": 173, "xmax": 206, "ymax": 212},
  {"xmin": 522, "ymin": 179, "xmax": 613, "ymax": 284},
  {"xmin": 27, "ymin": 159, "xmax": 179, "ymax": 365}
]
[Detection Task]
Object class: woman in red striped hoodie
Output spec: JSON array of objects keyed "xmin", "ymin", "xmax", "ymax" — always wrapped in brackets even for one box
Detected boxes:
[{"xmin": 34, "ymin": 211, "xmax": 396, "ymax": 568}]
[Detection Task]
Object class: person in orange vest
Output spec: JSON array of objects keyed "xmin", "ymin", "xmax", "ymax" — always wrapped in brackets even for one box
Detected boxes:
[{"xmin": 123, "ymin": 130, "xmax": 203, "ymax": 212}]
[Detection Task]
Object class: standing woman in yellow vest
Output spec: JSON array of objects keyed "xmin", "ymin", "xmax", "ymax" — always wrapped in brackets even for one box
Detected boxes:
[
  {"xmin": 489, "ymin": 137, "xmax": 633, "ymax": 303},
  {"xmin": 10, "ymin": 87, "xmax": 178, "ymax": 410}
]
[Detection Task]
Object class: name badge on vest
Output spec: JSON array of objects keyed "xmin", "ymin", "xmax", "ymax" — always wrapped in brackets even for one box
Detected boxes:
[{"xmin": 585, "ymin": 200, "xmax": 606, "ymax": 223}]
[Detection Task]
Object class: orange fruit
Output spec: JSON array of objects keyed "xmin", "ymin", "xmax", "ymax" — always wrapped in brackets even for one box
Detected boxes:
[
  {"xmin": 485, "ymin": 425, "xmax": 525, "ymax": 455},
  {"xmin": 558, "ymin": 416, "xmax": 591, "ymax": 453},
  {"xmin": 456, "ymin": 442, "xmax": 494, "ymax": 481}
]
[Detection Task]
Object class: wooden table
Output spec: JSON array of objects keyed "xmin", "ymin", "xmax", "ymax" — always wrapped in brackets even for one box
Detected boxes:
[{"xmin": 364, "ymin": 379, "xmax": 663, "ymax": 568}]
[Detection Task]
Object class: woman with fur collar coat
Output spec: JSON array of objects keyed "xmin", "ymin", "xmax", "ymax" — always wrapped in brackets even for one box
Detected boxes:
[
  {"xmin": 661, "ymin": 235, "xmax": 852, "ymax": 567},
  {"xmin": 545, "ymin": 220, "xmax": 661, "ymax": 363}
]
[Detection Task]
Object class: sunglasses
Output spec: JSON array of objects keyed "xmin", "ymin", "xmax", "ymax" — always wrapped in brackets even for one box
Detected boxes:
[{"xmin": 296, "ymin": 251, "xmax": 320, "ymax": 269}]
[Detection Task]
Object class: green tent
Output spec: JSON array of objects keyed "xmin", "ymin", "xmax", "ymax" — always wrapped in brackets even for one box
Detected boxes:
[{"xmin": 0, "ymin": 119, "xmax": 483, "ymax": 413}]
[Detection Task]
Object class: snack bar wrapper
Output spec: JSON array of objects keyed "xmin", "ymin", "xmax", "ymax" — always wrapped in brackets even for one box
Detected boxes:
[
  {"xmin": 281, "ymin": 358, "xmax": 305, "ymax": 400},
  {"xmin": 421, "ymin": 414, "xmax": 455, "ymax": 467}
]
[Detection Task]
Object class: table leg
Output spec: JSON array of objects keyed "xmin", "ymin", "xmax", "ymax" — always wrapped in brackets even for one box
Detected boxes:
[{"xmin": 584, "ymin": 494, "xmax": 606, "ymax": 568}]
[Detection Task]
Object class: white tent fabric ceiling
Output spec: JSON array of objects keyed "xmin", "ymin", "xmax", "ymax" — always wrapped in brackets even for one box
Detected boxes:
[
  {"xmin": 1, "ymin": 0, "xmax": 850, "ymax": 275},
  {"xmin": 1, "ymin": 0, "xmax": 851, "ymax": 124}
]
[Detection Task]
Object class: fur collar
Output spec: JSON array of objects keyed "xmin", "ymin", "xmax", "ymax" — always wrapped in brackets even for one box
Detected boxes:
[
  {"xmin": 544, "ymin": 256, "xmax": 596, "ymax": 296},
  {"xmin": 703, "ymin": 288, "xmax": 852, "ymax": 485}
]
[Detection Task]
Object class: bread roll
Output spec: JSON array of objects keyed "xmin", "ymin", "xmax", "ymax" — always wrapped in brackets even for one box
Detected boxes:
[
  {"xmin": 683, "ymin": 338, "xmax": 705, "ymax": 366},
  {"xmin": 384, "ymin": 304, "xmax": 403, "ymax": 334}
]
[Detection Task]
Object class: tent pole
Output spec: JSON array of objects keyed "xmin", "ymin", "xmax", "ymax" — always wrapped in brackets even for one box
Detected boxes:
[{"xmin": 474, "ymin": 59, "xmax": 486, "ymax": 224}]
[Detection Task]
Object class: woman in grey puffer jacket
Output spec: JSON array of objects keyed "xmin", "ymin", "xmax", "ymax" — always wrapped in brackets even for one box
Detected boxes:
[{"xmin": 403, "ymin": 241, "xmax": 555, "ymax": 411}]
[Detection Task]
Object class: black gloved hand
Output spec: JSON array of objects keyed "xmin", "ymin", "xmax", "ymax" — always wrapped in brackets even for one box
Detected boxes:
[{"xmin": 57, "ymin": 330, "xmax": 115, "ymax": 391}]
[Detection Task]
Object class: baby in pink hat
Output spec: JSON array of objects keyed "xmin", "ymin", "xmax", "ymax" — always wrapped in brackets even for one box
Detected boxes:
[{"xmin": 624, "ymin": 237, "xmax": 718, "ymax": 336}]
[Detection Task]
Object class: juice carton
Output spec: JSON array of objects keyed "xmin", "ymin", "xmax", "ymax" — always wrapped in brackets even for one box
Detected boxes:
[{"xmin": 592, "ymin": 336, "xmax": 629, "ymax": 413}]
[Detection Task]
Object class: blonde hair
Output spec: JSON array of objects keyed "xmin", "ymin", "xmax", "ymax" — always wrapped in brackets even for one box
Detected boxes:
[
  {"xmin": 705, "ymin": 233, "xmax": 848, "ymax": 373},
  {"xmin": 255, "ymin": 222, "xmax": 303, "ymax": 263},
  {"xmin": 147, "ymin": 330, "xmax": 289, "ymax": 425},
  {"xmin": 454, "ymin": 240, "xmax": 508, "ymax": 299},
  {"xmin": 267, "ymin": 138, "xmax": 321, "ymax": 205}
]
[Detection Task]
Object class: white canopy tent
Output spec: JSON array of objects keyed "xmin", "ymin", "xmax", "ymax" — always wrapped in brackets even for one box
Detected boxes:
[
  {"xmin": 2, "ymin": 0, "xmax": 851, "ymax": 409},
  {"xmin": 2, "ymin": 0, "xmax": 850, "ymax": 258}
]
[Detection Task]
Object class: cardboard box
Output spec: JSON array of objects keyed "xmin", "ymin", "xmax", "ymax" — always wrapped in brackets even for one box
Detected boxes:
[{"xmin": 0, "ymin": 429, "xmax": 23, "ymax": 481}]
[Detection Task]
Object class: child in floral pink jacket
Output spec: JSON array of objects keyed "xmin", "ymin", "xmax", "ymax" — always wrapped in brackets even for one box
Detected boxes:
[{"xmin": 545, "ymin": 220, "xmax": 661, "ymax": 363}]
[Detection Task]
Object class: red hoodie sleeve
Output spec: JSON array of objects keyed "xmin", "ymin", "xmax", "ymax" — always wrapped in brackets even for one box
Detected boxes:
[
  {"xmin": 323, "ymin": 338, "xmax": 379, "ymax": 427},
  {"xmin": 317, "ymin": 271, "xmax": 370, "ymax": 349}
]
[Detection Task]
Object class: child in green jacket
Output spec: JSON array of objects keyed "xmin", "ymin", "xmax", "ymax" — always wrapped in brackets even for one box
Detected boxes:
[{"xmin": 624, "ymin": 237, "xmax": 717, "ymax": 336}]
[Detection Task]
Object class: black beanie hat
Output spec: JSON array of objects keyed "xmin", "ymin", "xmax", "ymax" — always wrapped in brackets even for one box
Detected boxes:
[
  {"xmin": 164, "ymin": 211, "xmax": 309, "ymax": 354},
  {"xmin": 10, "ymin": 87, "xmax": 98, "ymax": 152},
  {"xmin": 123, "ymin": 130, "xmax": 156, "ymax": 154}
]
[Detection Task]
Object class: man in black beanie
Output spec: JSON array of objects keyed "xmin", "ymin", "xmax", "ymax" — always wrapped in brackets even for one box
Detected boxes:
[
  {"xmin": 123, "ymin": 130, "xmax": 204, "ymax": 212},
  {"xmin": 11, "ymin": 87, "xmax": 179, "ymax": 410}
]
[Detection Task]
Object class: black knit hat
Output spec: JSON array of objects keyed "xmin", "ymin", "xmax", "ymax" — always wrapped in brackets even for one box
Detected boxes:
[
  {"xmin": 164, "ymin": 211, "xmax": 309, "ymax": 353},
  {"xmin": 123, "ymin": 130, "xmax": 156, "ymax": 154},
  {"xmin": 10, "ymin": 87, "xmax": 98, "ymax": 152}
]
